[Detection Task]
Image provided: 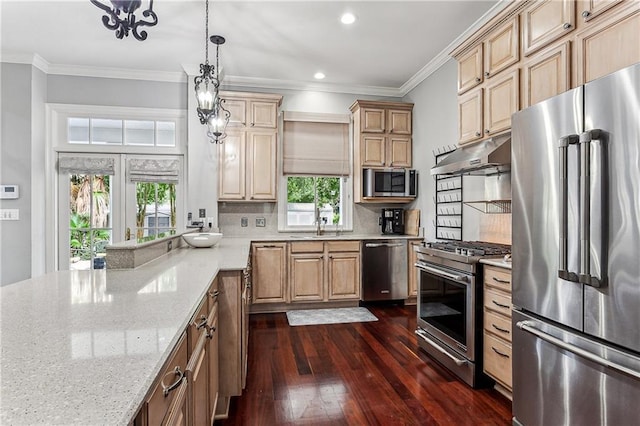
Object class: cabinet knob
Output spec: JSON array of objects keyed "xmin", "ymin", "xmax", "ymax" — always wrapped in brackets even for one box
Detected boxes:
[
  {"xmin": 475, "ymin": 77, "xmax": 481, "ymax": 83},
  {"xmin": 563, "ymin": 22, "xmax": 572, "ymax": 30},
  {"xmin": 485, "ymin": 129, "xmax": 490, "ymax": 134},
  {"xmin": 582, "ymin": 10, "xmax": 591, "ymax": 18},
  {"xmin": 250, "ymin": 122, "xmax": 255, "ymax": 127},
  {"xmin": 475, "ymin": 132, "xmax": 481, "ymax": 137},
  {"xmin": 484, "ymin": 72, "xmax": 490, "ymax": 77},
  {"xmin": 389, "ymin": 129, "xmax": 393, "ymax": 133}
]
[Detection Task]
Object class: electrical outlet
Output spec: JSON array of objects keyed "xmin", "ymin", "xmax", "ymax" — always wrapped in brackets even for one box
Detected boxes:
[
  {"xmin": 256, "ymin": 217, "xmax": 266, "ymax": 227},
  {"xmin": 167, "ymin": 240, "xmax": 173, "ymax": 251},
  {"xmin": 199, "ymin": 208, "xmax": 206, "ymax": 218},
  {"xmin": 241, "ymin": 217, "xmax": 248, "ymax": 227}
]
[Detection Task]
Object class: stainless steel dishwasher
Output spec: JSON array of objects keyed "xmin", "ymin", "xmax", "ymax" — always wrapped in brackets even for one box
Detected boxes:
[{"xmin": 361, "ymin": 240, "xmax": 408, "ymax": 301}]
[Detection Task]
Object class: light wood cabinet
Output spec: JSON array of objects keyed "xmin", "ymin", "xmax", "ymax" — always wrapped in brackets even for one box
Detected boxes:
[
  {"xmin": 524, "ymin": 41, "xmax": 571, "ymax": 107},
  {"xmin": 458, "ymin": 88, "xmax": 484, "ymax": 144},
  {"xmin": 351, "ymin": 100, "xmax": 414, "ymax": 203},
  {"xmin": 484, "ymin": 17, "xmax": 520, "ymax": 78},
  {"xmin": 522, "ymin": 0, "xmax": 575, "ymax": 56},
  {"xmin": 288, "ymin": 240, "xmax": 361, "ymax": 302},
  {"xmin": 575, "ymin": 3, "xmax": 640, "ymax": 84},
  {"xmin": 252, "ymin": 243, "xmax": 288, "ymax": 304},
  {"xmin": 484, "ymin": 68, "xmax": 519, "ymax": 136},
  {"xmin": 457, "ymin": 44, "xmax": 484, "ymax": 94},
  {"xmin": 206, "ymin": 278, "xmax": 220, "ymax": 424},
  {"xmin": 483, "ymin": 265, "xmax": 513, "ymax": 395},
  {"xmin": 186, "ymin": 335, "xmax": 209, "ymax": 426},
  {"xmin": 580, "ymin": 0, "xmax": 624, "ymax": 22},
  {"xmin": 407, "ymin": 240, "xmax": 421, "ymax": 297},
  {"xmin": 217, "ymin": 92, "xmax": 282, "ymax": 202}
]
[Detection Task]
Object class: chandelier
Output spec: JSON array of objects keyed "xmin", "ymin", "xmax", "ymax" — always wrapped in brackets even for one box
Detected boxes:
[
  {"xmin": 194, "ymin": 0, "xmax": 230, "ymax": 144},
  {"xmin": 90, "ymin": 0, "xmax": 158, "ymax": 41}
]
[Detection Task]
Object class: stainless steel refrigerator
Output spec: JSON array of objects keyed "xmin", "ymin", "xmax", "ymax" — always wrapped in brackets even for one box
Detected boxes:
[{"xmin": 511, "ymin": 62, "xmax": 640, "ymax": 425}]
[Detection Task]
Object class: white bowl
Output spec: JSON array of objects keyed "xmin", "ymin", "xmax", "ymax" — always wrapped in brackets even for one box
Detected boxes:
[{"xmin": 182, "ymin": 232, "xmax": 223, "ymax": 248}]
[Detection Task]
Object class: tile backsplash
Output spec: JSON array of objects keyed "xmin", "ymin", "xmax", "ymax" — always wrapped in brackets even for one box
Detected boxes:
[{"xmin": 218, "ymin": 202, "xmax": 387, "ymax": 236}]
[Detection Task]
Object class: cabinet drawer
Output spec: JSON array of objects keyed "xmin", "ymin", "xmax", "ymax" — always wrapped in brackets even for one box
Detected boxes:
[
  {"xmin": 290, "ymin": 241, "xmax": 324, "ymax": 253},
  {"xmin": 483, "ymin": 265, "xmax": 512, "ymax": 292},
  {"xmin": 188, "ymin": 297, "xmax": 209, "ymax": 355},
  {"xmin": 484, "ymin": 309, "xmax": 512, "ymax": 343},
  {"xmin": 484, "ymin": 288, "xmax": 512, "ymax": 316},
  {"xmin": 326, "ymin": 241, "xmax": 360, "ymax": 252},
  {"xmin": 484, "ymin": 333, "xmax": 513, "ymax": 389},
  {"xmin": 146, "ymin": 333, "xmax": 188, "ymax": 426}
]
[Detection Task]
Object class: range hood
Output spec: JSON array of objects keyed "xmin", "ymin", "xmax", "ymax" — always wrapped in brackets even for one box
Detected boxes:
[{"xmin": 431, "ymin": 133, "xmax": 511, "ymax": 176}]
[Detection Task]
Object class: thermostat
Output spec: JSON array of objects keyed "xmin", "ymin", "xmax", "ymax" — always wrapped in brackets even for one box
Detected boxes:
[{"xmin": 0, "ymin": 185, "xmax": 19, "ymax": 199}]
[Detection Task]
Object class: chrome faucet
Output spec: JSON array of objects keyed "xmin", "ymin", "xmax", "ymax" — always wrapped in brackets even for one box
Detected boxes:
[{"xmin": 315, "ymin": 208, "xmax": 324, "ymax": 236}]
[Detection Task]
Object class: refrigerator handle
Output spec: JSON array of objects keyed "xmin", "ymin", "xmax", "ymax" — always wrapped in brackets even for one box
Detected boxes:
[
  {"xmin": 516, "ymin": 320, "xmax": 639, "ymax": 380},
  {"xmin": 579, "ymin": 129, "xmax": 605, "ymax": 288},
  {"xmin": 558, "ymin": 135, "xmax": 580, "ymax": 282}
]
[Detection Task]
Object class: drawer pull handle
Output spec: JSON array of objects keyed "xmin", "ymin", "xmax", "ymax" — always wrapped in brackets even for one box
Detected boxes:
[
  {"xmin": 162, "ymin": 366, "xmax": 185, "ymax": 397},
  {"xmin": 492, "ymin": 300, "xmax": 510, "ymax": 309},
  {"xmin": 208, "ymin": 289, "xmax": 220, "ymax": 299},
  {"xmin": 491, "ymin": 346, "xmax": 510, "ymax": 358},
  {"xmin": 195, "ymin": 315, "xmax": 208, "ymax": 330},
  {"xmin": 206, "ymin": 324, "xmax": 217, "ymax": 339},
  {"xmin": 492, "ymin": 277, "xmax": 511, "ymax": 284},
  {"xmin": 492, "ymin": 324, "xmax": 510, "ymax": 334}
]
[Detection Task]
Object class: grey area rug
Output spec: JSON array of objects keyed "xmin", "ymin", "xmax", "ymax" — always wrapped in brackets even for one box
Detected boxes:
[{"xmin": 286, "ymin": 307, "xmax": 378, "ymax": 326}]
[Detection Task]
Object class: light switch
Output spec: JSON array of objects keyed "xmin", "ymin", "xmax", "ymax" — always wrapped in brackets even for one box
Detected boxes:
[{"xmin": 0, "ymin": 209, "xmax": 19, "ymax": 220}]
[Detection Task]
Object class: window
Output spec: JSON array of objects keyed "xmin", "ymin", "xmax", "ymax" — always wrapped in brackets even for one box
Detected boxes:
[
  {"xmin": 279, "ymin": 112, "xmax": 352, "ymax": 231},
  {"xmin": 135, "ymin": 183, "xmax": 176, "ymax": 238},
  {"xmin": 287, "ymin": 176, "xmax": 344, "ymax": 227},
  {"xmin": 68, "ymin": 117, "xmax": 176, "ymax": 147}
]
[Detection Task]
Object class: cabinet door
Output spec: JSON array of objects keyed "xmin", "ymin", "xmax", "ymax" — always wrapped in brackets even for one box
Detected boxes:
[
  {"xmin": 187, "ymin": 335, "xmax": 209, "ymax": 426},
  {"xmin": 522, "ymin": 0, "xmax": 575, "ymax": 56},
  {"xmin": 387, "ymin": 109, "xmax": 412, "ymax": 135},
  {"xmin": 218, "ymin": 131, "xmax": 246, "ymax": 200},
  {"xmin": 246, "ymin": 130, "xmax": 277, "ymax": 201},
  {"xmin": 361, "ymin": 108, "xmax": 385, "ymax": 133},
  {"xmin": 252, "ymin": 243, "xmax": 287, "ymax": 304},
  {"xmin": 360, "ymin": 134, "xmax": 386, "ymax": 166},
  {"xmin": 223, "ymin": 98, "xmax": 247, "ymax": 128},
  {"xmin": 249, "ymin": 101, "xmax": 277, "ymax": 128},
  {"xmin": 387, "ymin": 136, "xmax": 412, "ymax": 168},
  {"xmin": 576, "ymin": 5, "xmax": 640, "ymax": 84},
  {"xmin": 408, "ymin": 241, "xmax": 420, "ymax": 297},
  {"xmin": 457, "ymin": 44, "xmax": 484, "ymax": 93},
  {"xmin": 483, "ymin": 333, "xmax": 513, "ymax": 389},
  {"xmin": 484, "ymin": 16, "xmax": 520, "ymax": 78},
  {"xmin": 524, "ymin": 41, "xmax": 571, "ymax": 107},
  {"xmin": 327, "ymin": 252, "xmax": 360, "ymax": 300},
  {"xmin": 207, "ymin": 304, "xmax": 219, "ymax": 425},
  {"xmin": 290, "ymin": 254, "xmax": 324, "ymax": 302},
  {"xmin": 580, "ymin": 0, "xmax": 624, "ymax": 21},
  {"xmin": 458, "ymin": 88, "xmax": 483, "ymax": 144},
  {"xmin": 484, "ymin": 68, "xmax": 519, "ymax": 136}
]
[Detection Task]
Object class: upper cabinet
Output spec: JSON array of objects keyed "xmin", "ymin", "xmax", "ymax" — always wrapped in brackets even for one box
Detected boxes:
[
  {"xmin": 217, "ymin": 92, "xmax": 282, "ymax": 202},
  {"xmin": 350, "ymin": 100, "xmax": 414, "ymax": 203},
  {"xmin": 453, "ymin": 0, "xmax": 639, "ymax": 145},
  {"xmin": 522, "ymin": 0, "xmax": 575, "ymax": 56}
]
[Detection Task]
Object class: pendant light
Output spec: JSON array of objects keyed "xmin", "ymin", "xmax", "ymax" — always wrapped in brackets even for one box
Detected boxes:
[{"xmin": 194, "ymin": 0, "xmax": 230, "ymax": 144}]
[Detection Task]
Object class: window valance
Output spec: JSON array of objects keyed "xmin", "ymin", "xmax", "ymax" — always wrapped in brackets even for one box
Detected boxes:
[
  {"xmin": 58, "ymin": 157, "xmax": 115, "ymax": 175},
  {"xmin": 127, "ymin": 158, "xmax": 180, "ymax": 183}
]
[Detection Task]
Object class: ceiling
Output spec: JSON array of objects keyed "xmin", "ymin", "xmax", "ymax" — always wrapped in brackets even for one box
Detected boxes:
[{"xmin": 0, "ymin": 1, "xmax": 502, "ymax": 95}]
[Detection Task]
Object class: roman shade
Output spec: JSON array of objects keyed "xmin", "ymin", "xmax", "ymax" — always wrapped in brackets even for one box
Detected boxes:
[
  {"xmin": 58, "ymin": 157, "xmax": 115, "ymax": 175},
  {"xmin": 283, "ymin": 112, "xmax": 350, "ymax": 176},
  {"xmin": 127, "ymin": 158, "xmax": 180, "ymax": 183}
]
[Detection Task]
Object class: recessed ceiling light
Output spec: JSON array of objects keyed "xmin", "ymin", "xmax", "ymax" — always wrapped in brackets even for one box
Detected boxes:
[
  {"xmin": 341, "ymin": 13, "xmax": 356, "ymax": 25},
  {"xmin": 314, "ymin": 72, "xmax": 326, "ymax": 80}
]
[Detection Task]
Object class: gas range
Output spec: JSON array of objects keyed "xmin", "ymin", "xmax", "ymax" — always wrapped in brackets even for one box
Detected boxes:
[{"xmin": 416, "ymin": 241, "xmax": 511, "ymax": 264}]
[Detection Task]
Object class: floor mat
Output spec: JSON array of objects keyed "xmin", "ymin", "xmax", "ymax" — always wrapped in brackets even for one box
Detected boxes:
[{"xmin": 286, "ymin": 307, "xmax": 378, "ymax": 326}]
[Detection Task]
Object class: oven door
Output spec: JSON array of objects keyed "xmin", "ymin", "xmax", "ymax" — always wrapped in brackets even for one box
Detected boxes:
[{"xmin": 416, "ymin": 260, "xmax": 475, "ymax": 361}]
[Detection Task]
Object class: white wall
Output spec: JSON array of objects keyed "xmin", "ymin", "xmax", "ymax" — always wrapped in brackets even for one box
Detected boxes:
[{"xmin": 402, "ymin": 58, "xmax": 484, "ymax": 241}]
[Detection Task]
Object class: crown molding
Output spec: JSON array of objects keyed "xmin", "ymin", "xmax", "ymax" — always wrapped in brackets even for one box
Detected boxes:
[
  {"xmin": 1, "ymin": 53, "xmax": 50, "ymax": 74},
  {"xmin": 399, "ymin": 0, "xmax": 512, "ymax": 96},
  {"xmin": 47, "ymin": 63, "xmax": 187, "ymax": 83}
]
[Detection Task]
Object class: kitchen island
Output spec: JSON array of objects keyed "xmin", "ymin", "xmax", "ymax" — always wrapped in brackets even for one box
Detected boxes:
[{"xmin": 0, "ymin": 238, "xmax": 250, "ymax": 425}]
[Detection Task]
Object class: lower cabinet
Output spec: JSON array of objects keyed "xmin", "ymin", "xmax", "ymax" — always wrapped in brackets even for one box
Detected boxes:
[
  {"xmin": 289, "ymin": 241, "xmax": 361, "ymax": 303},
  {"xmin": 482, "ymin": 265, "xmax": 513, "ymax": 396},
  {"xmin": 252, "ymin": 243, "xmax": 288, "ymax": 304},
  {"xmin": 407, "ymin": 240, "xmax": 421, "ymax": 298}
]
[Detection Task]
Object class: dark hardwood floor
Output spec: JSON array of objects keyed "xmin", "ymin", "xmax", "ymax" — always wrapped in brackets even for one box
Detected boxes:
[{"xmin": 218, "ymin": 305, "xmax": 512, "ymax": 425}]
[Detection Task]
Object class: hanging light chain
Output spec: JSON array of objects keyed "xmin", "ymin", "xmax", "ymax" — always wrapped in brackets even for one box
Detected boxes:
[{"xmin": 204, "ymin": 0, "xmax": 210, "ymax": 65}]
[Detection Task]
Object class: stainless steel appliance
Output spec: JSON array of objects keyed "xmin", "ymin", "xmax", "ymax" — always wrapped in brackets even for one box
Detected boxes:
[
  {"xmin": 511, "ymin": 63, "xmax": 640, "ymax": 425},
  {"xmin": 361, "ymin": 239, "xmax": 408, "ymax": 301},
  {"xmin": 380, "ymin": 208, "xmax": 405, "ymax": 235},
  {"xmin": 362, "ymin": 168, "xmax": 417, "ymax": 198},
  {"xmin": 430, "ymin": 133, "xmax": 510, "ymax": 176},
  {"xmin": 414, "ymin": 241, "xmax": 510, "ymax": 387}
]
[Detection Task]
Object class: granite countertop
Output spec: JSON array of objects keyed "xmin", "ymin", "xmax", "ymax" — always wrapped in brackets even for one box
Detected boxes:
[
  {"xmin": 233, "ymin": 233, "xmax": 423, "ymax": 242},
  {"xmin": 480, "ymin": 257, "xmax": 512, "ymax": 270},
  {"xmin": 0, "ymin": 238, "xmax": 251, "ymax": 425}
]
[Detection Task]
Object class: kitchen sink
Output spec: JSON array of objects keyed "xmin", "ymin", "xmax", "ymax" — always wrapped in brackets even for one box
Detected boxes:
[{"xmin": 289, "ymin": 235, "xmax": 323, "ymax": 239}]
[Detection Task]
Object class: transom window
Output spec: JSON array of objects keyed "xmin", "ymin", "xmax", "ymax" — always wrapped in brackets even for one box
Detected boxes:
[{"xmin": 68, "ymin": 117, "xmax": 176, "ymax": 147}]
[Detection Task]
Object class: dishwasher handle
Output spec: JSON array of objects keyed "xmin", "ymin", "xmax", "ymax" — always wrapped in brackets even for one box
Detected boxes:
[{"xmin": 365, "ymin": 242, "xmax": 404, "ymax": 248}]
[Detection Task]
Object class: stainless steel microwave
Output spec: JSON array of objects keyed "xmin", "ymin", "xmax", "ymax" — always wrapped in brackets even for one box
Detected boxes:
[{"xmin": 363, "ymin": 168, "xmax": 418, "ymax": 198}]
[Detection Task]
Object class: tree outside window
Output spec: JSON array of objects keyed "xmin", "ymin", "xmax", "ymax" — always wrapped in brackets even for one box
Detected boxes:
[
  {"xmin": 287, "ymin": 176, "xmax": 342, "ymax": 226},
  {"xmin": 135, "ymin": 183, "xmax": 176, "ymax": 239}
]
